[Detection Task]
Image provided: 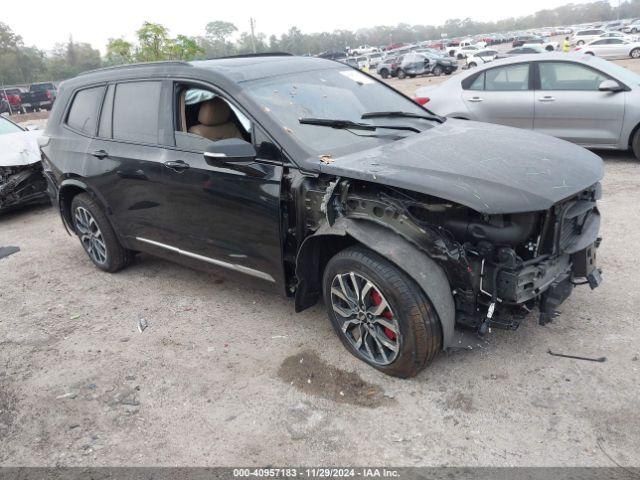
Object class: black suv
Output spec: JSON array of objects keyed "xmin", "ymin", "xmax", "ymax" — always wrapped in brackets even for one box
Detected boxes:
[{"xmin": 41, "ymin": 55, "xmax": 603, "ymax": 377}]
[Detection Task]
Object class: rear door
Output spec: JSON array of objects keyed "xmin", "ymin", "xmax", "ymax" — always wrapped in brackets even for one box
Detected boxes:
[
  {"xmin": 532, "ymin": 60, "xmax": 625, "ymax": 146},
  {"xmin": 462, "ymin": 62, "xmax": 534, "ymax": 129},
  {"xmin": 89, "ymin": 80, "xmax": 171, "ymax": 242}
]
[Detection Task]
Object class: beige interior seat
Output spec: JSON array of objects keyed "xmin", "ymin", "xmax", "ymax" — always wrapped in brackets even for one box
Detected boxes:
[{"xmin": 188, "ymin": 97, "xmax": 243, "ymax": 141}]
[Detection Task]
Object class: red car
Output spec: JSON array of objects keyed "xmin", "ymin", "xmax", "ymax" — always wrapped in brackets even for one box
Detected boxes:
[{"xmin": 0, "ymin": 88, "xmax": 23, "ymax": 114}]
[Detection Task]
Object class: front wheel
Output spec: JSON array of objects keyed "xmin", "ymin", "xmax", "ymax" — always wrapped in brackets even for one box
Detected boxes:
[
  {"xmin": 577, "ymin": 40, "xmax": 585, "ymax": 46},
  {"xmin": 432, "ymin": 65, "xmax": 443, "ymax": 76},
  {"xmin": 380, "ymin": 69, "xmax": 389, "ymax": 79},
  {"xmin": 468, "ymin": 62, "xmax": 477, "ymax": 68},
  {"xmin": 71, "ymin": 193, "xmax": 131, "ymax": 272},
  {"xmin": 630, "ymin": 48, "xmax": 640, "ymax": 59},
  {"xmin": 397, "ymin": 69, "xmax": 406, "ymax": 79},
  {"xmin": 322, "ymin": 246, "xmax": 442, "ymax": 378}
]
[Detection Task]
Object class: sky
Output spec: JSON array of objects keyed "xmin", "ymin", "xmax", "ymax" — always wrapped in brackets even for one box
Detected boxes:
[{"xmin": 10, "ymin": 0, "xmax": 599, "ymax": 53}]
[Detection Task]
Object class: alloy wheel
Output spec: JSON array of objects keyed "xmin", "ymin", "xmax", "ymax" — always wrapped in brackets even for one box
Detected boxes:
[
  {"xmin": 74, "ymin": 206, "xmax": 108, "ymax": 265},
  {"xmin": 330, "ymin": 272, "xmax": 400, "ymax": 365}
]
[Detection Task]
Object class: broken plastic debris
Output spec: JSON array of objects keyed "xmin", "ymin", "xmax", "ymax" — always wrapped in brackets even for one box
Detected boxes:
[
  {"xmin": 319, "ymin": 154, "xmax": 334, "ymax": 165},
  {"xmin": 70, "ymin": 313, "xmax": 81, "ymax": 320},
  {"xmin": 271, "ymin": 335, "xmax": 288, "ymax": 339},
  {"xmin": 137, "ymin": 318, "xmax": 148, "ymax": 333}
]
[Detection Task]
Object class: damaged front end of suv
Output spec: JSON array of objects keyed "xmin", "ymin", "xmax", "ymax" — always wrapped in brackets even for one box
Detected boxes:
[{"xmin": 291, "ymin": 119, "xmax": 604, "ymax": 351}]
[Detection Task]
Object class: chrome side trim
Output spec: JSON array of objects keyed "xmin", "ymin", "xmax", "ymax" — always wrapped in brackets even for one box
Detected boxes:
[{"xmin": 135, "ymin": 237, "xmax": 275, "ymax": 282}]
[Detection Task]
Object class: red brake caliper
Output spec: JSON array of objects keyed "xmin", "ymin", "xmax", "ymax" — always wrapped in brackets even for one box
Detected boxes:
[{"xmin": 370, "ymin": 289, "xmax": 396, "ymax": 341}]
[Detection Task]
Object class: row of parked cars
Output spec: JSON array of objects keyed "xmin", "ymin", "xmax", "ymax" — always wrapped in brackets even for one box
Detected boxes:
[{"xmin": 0, "ymin": 82, "xmax": 57, "ymax": 115}]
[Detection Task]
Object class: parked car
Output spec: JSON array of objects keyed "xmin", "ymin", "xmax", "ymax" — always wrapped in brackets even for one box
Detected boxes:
[
  {"xmin": 1, "ymin": 88, "xmax": 24, "ymax": 114},
  {"xmin": 596, "ymin": 31, "xmax": 639, "ymax": 41},
  {"xmin": 376, "ymin": 56, "xmax": 402, "ymax": 78},
  {"xmin": 572, "ymin": 29, "xmax": 607, "ymax": 45},
  {"xmin": 523, "ymin": 38, "xmax": 559, "ymax": 51},
  {"xmin": 448, "ymin": 45, "xmax": 479, "ymax": 59},
  {"xmin": 20, "ymin": 82, "xmax": 57, "ymax": 112},
  {"xmin": 576, "ymin": 38, "xmax": 640, "ymax": 59},
  {"xmin": 420, "ymin": 51, "xmax": 458, "ymax": 75},
  {"xmin": 500, "ymin": 45, "xmax": 547, "ymax": 57},
  {"xmin": 350, "ymin": 45, "xmax": 379, "ymax": 55},
  {"xmin": 622, "ymin": 20, "xmax": 640, "ymax": 34},
  {"xmin": 415, "ymin": 53, "xmax": 640, "ymax": 159},
  {"xmin": 0, "ymin": 116, "xmax": 48, "ymax": 212},
  {"xmin": 512, "ymin": 35, "xmax": 540, "ymax": 47},
  {"xmin": 0, "ymin": 97, "xmax": 10, "ymax": 115},
  {"xmin": 466, "ymin": 49, "xmax": 499, "ymax": 68},
  {"xmin": 41, "ymin": 55, "xmax": 603, "ymax": 377}
]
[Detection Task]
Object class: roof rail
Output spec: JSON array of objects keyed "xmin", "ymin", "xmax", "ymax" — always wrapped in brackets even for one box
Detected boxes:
[
  {"xmin": 78, "ymin": 60, "xmax": 192, "ymax": 76},
  {"xmin": 214, "ymin": 52, "xmax": 293, "ymax": 60}
]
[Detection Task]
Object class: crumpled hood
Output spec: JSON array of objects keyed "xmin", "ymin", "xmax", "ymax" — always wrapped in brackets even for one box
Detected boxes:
[
  {"xmin": 319, "ymin": 119, "xmax": 604, "ymax": 214},
  {"xmin": 0, "ymin": 129, "xmax": 42, "ymax": 167}
]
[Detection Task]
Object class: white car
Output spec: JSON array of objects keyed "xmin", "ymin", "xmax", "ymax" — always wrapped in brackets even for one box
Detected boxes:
[
  {"xmin": 622, "ymin": 20, "xmax": 640, "ymax": 34},
  {"xmin": 448, "ymin": 45, "xmax": 480, "ymax": 59},
  {"xmin": 572, "ymin": 29, "xmax": 607, "ymax": 45},
  {"xmin": 596, "ymin": 31, "xmax": 640, "ymax": 42},
  {"xmin": 350, "ymin": 45, "xmax": 379, "ymax": 55},
  {"xmin": 576, "ymin": 37, "xmax": 640, "ymax": 59},
  {"xmin": 466, "ymin": 49, "xmax": 499, "ymax": 68}
]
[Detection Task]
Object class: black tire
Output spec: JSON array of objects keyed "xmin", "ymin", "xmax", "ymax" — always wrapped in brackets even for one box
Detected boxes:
[
  {"xmin": 577, "ymin": 40, "xmax": 585, "ymax": 46},
  {"xmin": 380, "ymin": 69, "xmax": 389, "ymax": 79},
  {"xmin": 408, "ymin": 74, "xmax": 416, "ymax": 78},
  {"xmin": 632, "ymin": 129, "xmax": 640, "ymax": 160},
  {"xmin": 546, "ymin": 45, "xmax": 554, "ymax": 51},
  {"xmin": 585, "ymin": 51, "xmax": 595, "ymax": 56},
  {"xmin": 457, "ymin": 53, "xmax": 464, "ymax": 60},
  {"xmin": 432, "ymin": 65, "xmax": 443, "ymax": 76},
  {"xmin": 631, "ymin": 48, "xmax": 640, "ymax": 59},
  {"xmin": 468, "ymin": 62, "xmax": 477, "ymax": 68},
  {"xmin": 70, "ymin": 193, "xmax": 131, "ymax": 272},
  {"xmin": 397, "ymin": 69, "xmax": 406, "ymax": 79},
  {"xmin": 322, "ymin": 246, "xmax": 442, "ymax": 378}
]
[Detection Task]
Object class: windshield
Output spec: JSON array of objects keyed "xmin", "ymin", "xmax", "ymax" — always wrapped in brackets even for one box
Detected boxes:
[
  {"xmin": 241, "ymin": 68, "xmax": 435, "ymax": 155},
  {"xmin": 0, "ymin": 117, "xmax": 23, "ymax": 135},
  {"xmin": 31, "ymin": 83, "xmax": 54, "ymax": 91}
]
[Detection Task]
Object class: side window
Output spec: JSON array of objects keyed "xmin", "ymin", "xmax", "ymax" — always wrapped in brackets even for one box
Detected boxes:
[
  {"xmin": 539, "ymin": 62, "xmax": 609, "ymax": 91},
  {"xmin": 485, "ymin": 64, "xmax": 530, "ymax": 91},
  {"xmin": 591, "ymin": 40, "xmax": 607, "ymax": 45},
  {"xmin": 98, "ymin": 84, "xmax": 114, "ymax": 138},
  {"xmin": 112, "ymin": 81, "xmax": 161, "ymax": 144},
  {"xmin": 174, "ymin": 85, "xmax": 252, "ymax": 150},
  {"xmin": 66, "ymin": 86, "xmax": 105, "ymax": 135}
]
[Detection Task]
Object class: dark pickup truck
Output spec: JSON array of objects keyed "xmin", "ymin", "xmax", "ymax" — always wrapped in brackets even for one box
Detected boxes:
[{"xmin": 20, "ymin": 82, "xmax": 56, "ymax": 112}]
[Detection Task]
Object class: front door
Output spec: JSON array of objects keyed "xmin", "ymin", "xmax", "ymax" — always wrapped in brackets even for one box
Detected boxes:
[
  {"xmin": 155, "ymin": 85, "xmax": 285, "ymax": 288},
  {"xmin": 533, "ymin": 61, "xmax": 625, "ymax": 146}
]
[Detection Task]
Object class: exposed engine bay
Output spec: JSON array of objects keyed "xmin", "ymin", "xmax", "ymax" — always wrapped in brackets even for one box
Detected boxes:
[
  {"xmin": 0, "ymin": 163, "xmax": 49, "ymax": 212},
  {"xmin": 289, "ymin": 174, "xmax": 602, "ymax": 339}
]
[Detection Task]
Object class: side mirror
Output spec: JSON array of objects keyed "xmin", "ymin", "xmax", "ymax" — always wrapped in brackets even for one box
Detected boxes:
[
  {"xmin": 204, "ymin": 138, "xmax": 256, "ymax": 164},
  {"xmin": 599, "ymin": 79, "xmax": 624, "ymax": 92}
]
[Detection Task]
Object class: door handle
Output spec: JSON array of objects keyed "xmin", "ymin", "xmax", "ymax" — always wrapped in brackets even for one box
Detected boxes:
[
  {"xmin": 468, "ymin": 96, "xmax": 483, "ymax": 102},
  {"xmin": 91, "ymin": 149, "xmax": 109, "ymax": 159},
  {"xmin": 164, "ymin": 160, "xmax": 190, "ymax": 172},
  {"xmin": 538, "ymin": 96, "xmax": 555, "ymax": 102}
]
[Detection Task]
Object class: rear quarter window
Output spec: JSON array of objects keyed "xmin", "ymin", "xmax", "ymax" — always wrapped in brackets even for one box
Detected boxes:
[{"xmin": 66, "ymin": 86, "xmax": 106, "ymax": 135}]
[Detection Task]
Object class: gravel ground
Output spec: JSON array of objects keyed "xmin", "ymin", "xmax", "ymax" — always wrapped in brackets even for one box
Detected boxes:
[{"xmin": 1, "ymin": 54, "xmax": 639, "ymax": 468}]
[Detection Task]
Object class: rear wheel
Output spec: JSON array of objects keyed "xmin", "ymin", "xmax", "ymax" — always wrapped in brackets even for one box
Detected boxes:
[
  {"xmin": 631, "ymin": 48, "xmax": 640, "ymax": 59},
  {"xmin": 546, "ymin": 45, "xmax": 554, "ymax": 51},
  {"xmin": 322, "ymin": 246, "xmax": 442, "ymax": 378},
  {"xmin": 468, "ymin": 62, "xmax": 477, "ymax": 68},
  {"xmin": 577, "ymin": 40, "xmax": 585, "ymax": 46},
  {"xmin": 397, "ymin": 69, "xmax": 406, "ymax": 79},
  {"xmin": 632, "ymin": 129, "xmax": 640, "ymax": 160},
  {"xmin": 380, "ymin": 69, "xmax": 389, "ymax": 79},
  {"xmin": 432, "ymin": 65, "xmax": 443, "ymax": 76},
  {"xmin": 71, "ymin": 193, "xmax": 131, "ymax": 272}
]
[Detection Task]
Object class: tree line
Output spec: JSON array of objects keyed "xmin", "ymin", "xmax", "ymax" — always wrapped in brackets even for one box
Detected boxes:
[{"xmin": 2, "ymin": 0, "xmax": 640, "ymax": 85}]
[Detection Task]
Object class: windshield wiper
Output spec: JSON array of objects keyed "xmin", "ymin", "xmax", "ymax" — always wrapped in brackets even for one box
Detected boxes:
[
  {"xmin": 299, "ymin": 117, "xmax": 421, "ymax": 133},
  {"xmin": 361, "ymin": 111, "xmax": 445, "ymax": 124}
]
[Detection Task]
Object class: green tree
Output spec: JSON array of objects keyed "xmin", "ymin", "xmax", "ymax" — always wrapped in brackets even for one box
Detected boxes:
[
  {"xmin": 105, "ymin": 38, "xmax": 134, "ymax": 65},
  {"xmin": 136, "ymin": 21, "xmax": 170, "ymax": 61},
  {"xmin": 203, "ymin": 20, "xmax": 238, "ymax": 57},
  {"xmin": 166, "ymin": 34, "xmax": 203, "ymax": 60}
]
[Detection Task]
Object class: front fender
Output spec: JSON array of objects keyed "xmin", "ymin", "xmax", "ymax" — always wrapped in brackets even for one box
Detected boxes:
[{"xmin": 296, "ymin": 217, "xmax": 456, "ymax": 349}]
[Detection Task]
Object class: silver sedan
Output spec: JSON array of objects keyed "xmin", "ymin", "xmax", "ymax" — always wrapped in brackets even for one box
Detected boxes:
[
  {"xmin": 415, "ymin": 53, "xmax": 640, "ymax": 159},
  {"xmin": 576, "ymin": 37, "xmax": 640, "ymax": 59}
]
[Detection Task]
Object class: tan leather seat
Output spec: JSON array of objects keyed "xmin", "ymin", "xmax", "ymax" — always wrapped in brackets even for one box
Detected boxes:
[{"xmin": 188, "ymin": 97, "xmax": 243, "ymax": 141}]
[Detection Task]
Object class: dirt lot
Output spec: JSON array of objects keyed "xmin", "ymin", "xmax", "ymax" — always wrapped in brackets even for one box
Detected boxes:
[{"xmin": 1, "ymin": 55, "xmax": 639, "ymax": 467}]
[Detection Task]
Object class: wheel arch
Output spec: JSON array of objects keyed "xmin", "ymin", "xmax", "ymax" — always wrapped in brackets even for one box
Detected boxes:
[
  {"xmin": 294, "ymin": 218, "xmax": 456, "ymax": 349},
  {"xmin": 58, "ymin": 179, "xmax": 110, "ymax": 233}
]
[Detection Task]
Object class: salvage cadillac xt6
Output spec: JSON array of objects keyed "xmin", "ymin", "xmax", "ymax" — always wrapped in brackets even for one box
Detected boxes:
[{"xmin": 39, "ymin": 55, "xmax": 603, "ymax": 377}]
